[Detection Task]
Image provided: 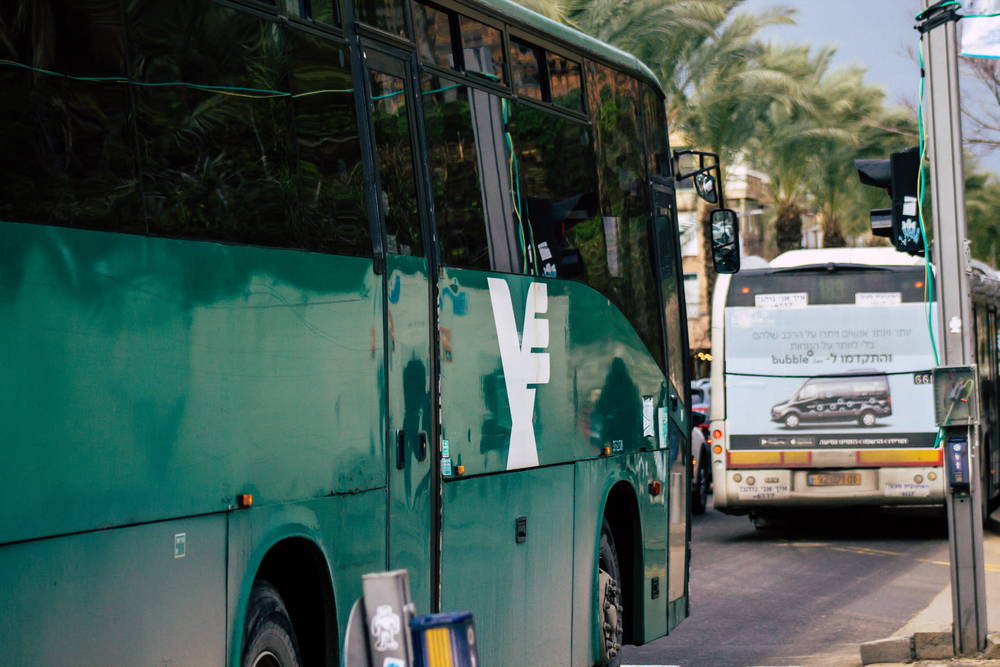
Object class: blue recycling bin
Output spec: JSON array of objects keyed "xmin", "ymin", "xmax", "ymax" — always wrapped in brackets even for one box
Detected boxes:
[{"xmin": 410, "ymin": 611, "xmax": 479, "ymax": 667}]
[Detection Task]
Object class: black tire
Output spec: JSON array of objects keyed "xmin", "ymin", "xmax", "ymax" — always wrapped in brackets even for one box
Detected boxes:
[
  {"xmin": 692, "ymin": 449, "xmax": 710, "ymax": 515},
  {"xmin": 859, "ymin": 409, "xmax": 877, "ymax": 427},
  {"xmin": 597, "ymin": 517, "xmax": 623, "ymax": 667},
  {"xmin": 242, "ymin": 580, "xmax": 302, "ymax": 667},
  {"xmin": 784, "ymin": 413, "xmax": 800, "ymax": 428}
]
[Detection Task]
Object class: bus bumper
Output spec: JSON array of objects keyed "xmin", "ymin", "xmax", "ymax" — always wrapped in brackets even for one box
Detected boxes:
[{"xmin": 714, "ymin": 466, "xmax": 946, "ymax": 510}]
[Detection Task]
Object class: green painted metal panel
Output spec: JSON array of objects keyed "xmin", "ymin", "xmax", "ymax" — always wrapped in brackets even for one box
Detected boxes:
[
  {"xmin": 637, "ymin": 449, "xmax": 669, "ymax": 643},
  {"xmin": 0, "ymin": 221, "xmax": 385, "ymax": 546},
  {"xmin": 438, "ymin": 268, "xmax": 668, "ymax": 477},
  {"xmin": 0, "ymin": 514, "xmax": 226, "ymax": 666},
  {"xmin": 385, "ymin": 254, "xmax": 435, "ymax": 614},
  {"xmin": 226, "ymin": 492, "xmax": 386, "ymax": 667},
  {"xmin": 440, "ymin": 466, "xmax": 575, "ymax": 666}
]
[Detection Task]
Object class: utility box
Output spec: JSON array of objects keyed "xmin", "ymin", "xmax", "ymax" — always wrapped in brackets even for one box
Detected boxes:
[{"xmin": 933, "ymin": 365, "xmax": 979, "ymax": 427}]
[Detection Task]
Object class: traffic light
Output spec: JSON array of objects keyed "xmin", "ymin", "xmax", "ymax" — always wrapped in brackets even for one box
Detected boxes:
[{"xmin": 855, "ymin": 146, "xmax": 923, "ymax": 255}]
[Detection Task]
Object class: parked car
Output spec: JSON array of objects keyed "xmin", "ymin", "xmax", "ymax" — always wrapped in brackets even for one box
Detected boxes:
[
  {"xmin": 691, "ymin": 411, "xmax": 710, "ymax": 515},
  {"xmin": 770, "ymin": 370, "xmax": 891, "ymax": 428},
  {"xmin": 691, "ymin": 380, "xmax": 711, "ymax": 416}
]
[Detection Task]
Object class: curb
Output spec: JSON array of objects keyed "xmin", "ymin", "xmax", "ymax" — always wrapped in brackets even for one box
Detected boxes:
[{"xmin": 861, "ymin": 631, "xmax": 1000, "ymax": 664}]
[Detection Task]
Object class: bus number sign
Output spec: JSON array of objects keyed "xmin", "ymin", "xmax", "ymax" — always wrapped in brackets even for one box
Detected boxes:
[{"xmin": 913, "ymin": 372, "xmax": 932, "ymax": 385}]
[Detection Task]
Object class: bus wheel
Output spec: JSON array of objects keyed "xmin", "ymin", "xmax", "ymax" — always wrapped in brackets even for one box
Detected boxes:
[
  {"xmin": 859, "ymin": 410, "xmax": 877, "ymax": 427},
  {"xmin": 692, "ymin": 451, "xmax": 710, "ymax": 515},
  {"xmin": 242, "ymin": 580, "xmax": 302, "ymax": 667},
  {"xmin": 598, "ymin": 518, "xmax": 623, "ymax": 667},
  {"xmin": 784, "ymin": 413, "xmax": 800, "ymax": 428}
]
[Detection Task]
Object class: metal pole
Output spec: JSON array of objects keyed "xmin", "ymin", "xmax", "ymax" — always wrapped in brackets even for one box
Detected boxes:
[{"xmin": 922, "ymin": 0, "xmax": 988, "ymax": 654}]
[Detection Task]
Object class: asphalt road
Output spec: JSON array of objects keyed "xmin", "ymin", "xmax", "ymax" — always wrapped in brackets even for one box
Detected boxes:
[{"xmin": 620, "ymin": 499, "xmax": 952, "ymax": 667}]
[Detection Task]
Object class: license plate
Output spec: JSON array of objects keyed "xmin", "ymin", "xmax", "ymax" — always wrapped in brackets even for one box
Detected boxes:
[{"xmin": 807, "ymin": 473, "xmax": 861, "ymax": 486}]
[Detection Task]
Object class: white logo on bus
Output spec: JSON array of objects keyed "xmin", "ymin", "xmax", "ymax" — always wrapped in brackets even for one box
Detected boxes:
[{"xmin": 488, "ymin": 278, "xmax": 550, "ymax": 470}]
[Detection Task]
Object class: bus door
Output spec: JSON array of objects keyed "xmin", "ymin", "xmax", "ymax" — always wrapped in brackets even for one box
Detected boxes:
[
  {"xmin": 650, "ymin": 183, "xmax": 690, "ymax": 629},
  {"xmin": 361, "ymin": 43, "xmax": 437, "ymax": 614}
]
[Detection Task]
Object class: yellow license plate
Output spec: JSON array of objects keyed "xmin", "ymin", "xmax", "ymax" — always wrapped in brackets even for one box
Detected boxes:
[{"xmin": 807, "ymin": 473, "xmax": 862, "ymax": 486}]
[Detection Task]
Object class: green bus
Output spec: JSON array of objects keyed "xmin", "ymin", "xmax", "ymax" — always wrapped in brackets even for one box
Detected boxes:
[{"xmin": 0, "ymin": 0, "xmax": 734, "ymax": 665}]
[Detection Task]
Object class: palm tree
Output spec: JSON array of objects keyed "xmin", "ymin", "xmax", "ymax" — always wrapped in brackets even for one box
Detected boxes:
[{"xmin": 675, "ymin": 7, "xmax": 799, "ymax": 303}]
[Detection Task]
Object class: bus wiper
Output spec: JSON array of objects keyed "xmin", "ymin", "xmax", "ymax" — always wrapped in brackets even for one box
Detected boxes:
[{"xmin": 768, "ymin": 262, "xmax": 898, "ymax": 274}]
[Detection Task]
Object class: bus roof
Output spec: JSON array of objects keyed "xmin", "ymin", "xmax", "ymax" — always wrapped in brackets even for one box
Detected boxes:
[
  {"xmin": 768, "ymin": 248, "xmax": 923, "ymax": 268},
  {"xmin": 474, "ymin": 0, "xmax": 663, "ymax": 93}
]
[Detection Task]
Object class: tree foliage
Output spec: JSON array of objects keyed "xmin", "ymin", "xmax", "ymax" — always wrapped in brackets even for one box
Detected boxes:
[{"xmin": 514, "ymin": 0, "xmax": 1000, "ymax": 268}]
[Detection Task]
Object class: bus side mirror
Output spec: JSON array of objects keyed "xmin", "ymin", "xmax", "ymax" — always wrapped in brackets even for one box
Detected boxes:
[
  {"xmin": 673, "ymin": 149, "xmax": 723, "ymax": 206},
  {"xmin": 711, "ymin": 209, "xmax": 740, "ymax": 274},
  {"xmin": 695, "ymin": 173, "xmax": 718, "ymax": 205}
]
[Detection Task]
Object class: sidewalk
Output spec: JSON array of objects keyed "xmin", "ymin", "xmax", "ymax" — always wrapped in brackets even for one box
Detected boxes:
[{"xmin": 862, "ymin": 509, "xmax": 1000, "ymax": 666}]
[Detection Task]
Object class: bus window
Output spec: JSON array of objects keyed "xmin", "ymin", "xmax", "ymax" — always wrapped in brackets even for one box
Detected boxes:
[
  {"xmin": 369, "ymin": 71, "xmax": 423, "ymax": 256},
  {"xmin": 288, "ymin": 33, "xmax": 371, "ymax": 257},
  {"xmin": 653, "ymin": 188, "xmax": 683, "ymax": 390},
  {"xmin": 0, "ymin": 1, "xmax": 143, "ymax": 234},
  {"xmin": 586, "ymin": 61, "xmax": 662, "ymax": 371},
  {"xmin": 355, "ymin": 0, "xmax": 408, "ymax": 37},
  {"xmin": 307, "ymin": 0, "xmax": 338, "ymax": 25},
  {"xmin": 422, "ymin": 77, "xmax": 491, "ymax": 269},
  {"xmin": 643, "ymin": 84, "xmax": 670, "ymax": 179},
  {"xmin": 132, "ymin": 4, "xmax": 304, "ymax": 249},
  {"xmin": 413, "ymin": 3, "xmax": 456, "ymax": 70},
  {"xmin": 508, "ymin": 103, "xmax": 601, "ymax": 281},
  {"xmin": 510, "ymin": 39, "xmax": 544, "ymax": 101},
  {"xmin": 546, "ymin": 53, "xmax": 583, "ymax": 112},
  {"xmin": 460, "ymin": 16, "xmax": 505, "ymax": 82}
]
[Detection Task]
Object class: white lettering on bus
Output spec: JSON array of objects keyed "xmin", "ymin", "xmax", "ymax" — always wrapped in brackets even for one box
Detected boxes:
[{"xmin": 488, "ymin": 279, "xmax": 550, "ymax": 470}]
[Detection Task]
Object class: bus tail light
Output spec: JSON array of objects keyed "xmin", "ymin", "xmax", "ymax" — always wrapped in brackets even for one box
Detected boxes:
[
  {"xmin": 713, "ymin": 444, "xmax": 722, "ymax": 455},
  {"xmin": 727, "ymin": 450, "xmax": 812, "ymax": 468},
  {"xmin": 713, "ymin": 429, "xmax": 722, "ymax": 440},
  {"xmin": 856, "ymin": 449, "xmax": 942, "ymax": 467},
  {"xmin": 649, "ymin": 481, "xmax": 662, "ymax": 497}
]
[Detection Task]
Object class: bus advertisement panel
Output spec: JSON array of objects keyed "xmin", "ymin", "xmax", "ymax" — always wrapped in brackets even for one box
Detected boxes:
[{"xmin": 725, "ymin": 301, "xmax": 937, "ymax": 450}]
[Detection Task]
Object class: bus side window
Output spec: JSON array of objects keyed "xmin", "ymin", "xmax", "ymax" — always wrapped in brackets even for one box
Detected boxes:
[
  {"xmin": 288, "ymin": 32, "xmax": 372, "ymax": 257},
  {"xmin": 507, "ymin": 102, "xmax": 601, "ymax": 280},
  {"xmin": 586, "ymin": 60, "xmax": 663, "ymax": 372},
  {"xmin": 413, "ymin": 3, "xmax": 456, "ymax": 71},
  {"xmin": 355, "ymin": 0, "xmax": 407, "ymax": 38},
  {"xmin": 422, "ymin": 75, "xmax": 515, "ymax": 271},
  {"xmin": 509, "ymin": 39, "xmax": 545, "ymax": 102},
  {"xmin": 546, "ymin": 53, "xmax": 582, "ymax": 112},
  {"xmin": 132, "ymin": 6, "xmax": 305, "ymax": 249},
  {"xmin": 0, "ymin": 2, "xmax": 143, "ymax": 234}
]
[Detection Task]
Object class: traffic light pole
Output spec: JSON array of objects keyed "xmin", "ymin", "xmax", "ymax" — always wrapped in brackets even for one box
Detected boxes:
[{"xmin": 921, "ymin": 0, "xmax": 988, "ymax": 654}]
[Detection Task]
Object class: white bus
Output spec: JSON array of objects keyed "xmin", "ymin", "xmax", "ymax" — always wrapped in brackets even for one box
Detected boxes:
[{"xmin": 709, "ymin": 248, "xmax": 945, "ymax": 525}]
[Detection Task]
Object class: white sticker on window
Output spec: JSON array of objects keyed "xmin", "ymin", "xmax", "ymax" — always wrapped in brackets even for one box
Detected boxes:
[
  {"xmin": 856, "ymin": 292, "xmax": 902, "ymax": 307},
  {"xmin": 642, "ymin": 396, "xmax": 654, "ymax": 437},
  {"xmin": 754, "ymin": 293, "xmax": 807, "ymax": 309}
]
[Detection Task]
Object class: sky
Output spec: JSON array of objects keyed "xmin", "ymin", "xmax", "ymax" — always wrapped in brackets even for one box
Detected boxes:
[{"xmin": 740, "ymin": 0, "xmax": 1000, "ymax": 174}]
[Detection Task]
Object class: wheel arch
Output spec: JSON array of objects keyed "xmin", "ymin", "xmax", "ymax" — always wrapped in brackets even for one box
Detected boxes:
[
  {"xmin": 599, "ymin": 479, "xmax": 643, "ymax": 646},
  {"xmin": 233, "ymin": 529, "xmax": 338, "ymax": 667}
]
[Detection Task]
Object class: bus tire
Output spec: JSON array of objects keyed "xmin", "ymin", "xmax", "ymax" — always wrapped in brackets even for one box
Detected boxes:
[
  {"xmin": 859, "ymin": 409, "xmax": 877, "ymax": 427},
  {"xmin": 783, "ymin": 413, "xmax": 800, "ymax": 428},
  {"xmin": 242, "ymin": 580, "xmax": 302, "ymax": 667},
  {"xmin": 692, "ymin": 450, "xmax": 710, "ymax": 515},
  {"xmin": 597, "ymin": 517, "xmax": 623, "ymax": 667}
]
